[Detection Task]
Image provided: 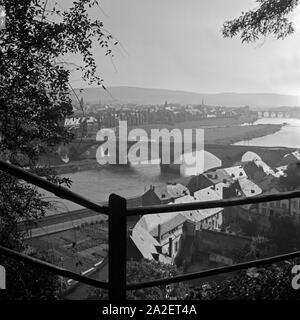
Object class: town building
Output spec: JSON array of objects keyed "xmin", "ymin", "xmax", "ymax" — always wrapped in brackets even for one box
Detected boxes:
[
  {"xmin": 258, "ymin": 187, "xmax": 300, "ymax": 223},
  {"xmin": 174, "ymin": 186, "xmax": 223, "ymax": 231},
  {"xmin": 224, "ymin": 165, "xmax": 247, "ymax": 181},
  {"xmin": 142, "ymin": 183, "xmax": 190, "ymax": 206},
  {"xmin": 127, "ymin": 224, "xmax": 171, "ymax": 263},
  {"xmin": 135, "ymin": 212, "xmax": 187, "ymax": 261}
]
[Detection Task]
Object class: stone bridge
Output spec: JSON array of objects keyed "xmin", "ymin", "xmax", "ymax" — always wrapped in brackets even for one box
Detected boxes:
[
  {"xmin": 257, "ymin": 111, "xmax": 299, "ymax": 118},
  {"xmin": 55, "ymin": 138, "xmax": 294, "ymax": 173}
]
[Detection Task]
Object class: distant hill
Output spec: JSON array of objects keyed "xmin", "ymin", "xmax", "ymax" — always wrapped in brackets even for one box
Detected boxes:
[{"xmin": 71, "ymin": 86, "xmax": 300, "ymax": 108}]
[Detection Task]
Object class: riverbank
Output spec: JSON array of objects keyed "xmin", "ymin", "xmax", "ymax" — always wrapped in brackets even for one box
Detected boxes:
[
  {"xmin": 206, "ymin": 123, "xmax": 283, "ymax": 145},
  {"xmin": 126, "ymin": 115, "xmax": 258, "ymax": 132},
  {"xmin": 53, "ymin": 158, "xmax": 103, "ymax": 174}
]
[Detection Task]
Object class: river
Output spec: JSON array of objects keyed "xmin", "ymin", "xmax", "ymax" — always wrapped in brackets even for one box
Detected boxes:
[
  {"xmin": 44, "ymin": 117, "xmax": 300, "ymax": 213},
  {"xmin": 234, "ymin": 118, "xmax": 300, "ymax": 148},
  {"xmin": 44, "ymin": 164, "xmax": 179, "ymax": 212}
]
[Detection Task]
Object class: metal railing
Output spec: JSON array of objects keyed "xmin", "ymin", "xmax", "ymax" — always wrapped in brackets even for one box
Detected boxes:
[{"xmin": 1, "ymin": 159, "xmax": 300, "ymax": 300}]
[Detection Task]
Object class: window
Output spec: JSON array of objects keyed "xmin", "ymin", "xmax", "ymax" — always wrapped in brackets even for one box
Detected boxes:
[
  {"xmin": 276, "ymin": 201, "xmax": 280, "ymax": 208},
  {"xmin": 281, "ymin": 202, "xmax": 287, "ymax": 209}
]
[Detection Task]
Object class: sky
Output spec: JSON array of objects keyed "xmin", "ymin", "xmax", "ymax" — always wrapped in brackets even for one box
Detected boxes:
[{"xmin": 66, "ymin": 0, "xmax": 300, "ymax": 95}]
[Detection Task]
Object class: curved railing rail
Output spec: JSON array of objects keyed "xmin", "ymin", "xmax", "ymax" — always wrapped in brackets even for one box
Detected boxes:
[
  {"xmin": 0, "ymin": 161, "xmax": 109, "ymax": 215},
  {"xmin": 127, "ymin": 189, "xmax": 300, "ymax": 216},
  {"xmin": 0, "ymin": 245, "xmax": 109, "ymax": 289},
  {"xmin": 0, "ymin": 159, "xmax": 300, "ymax": 300},
  {"xmin": 127, "ymin": 250, "xmax": 300, "ymax": 290}
]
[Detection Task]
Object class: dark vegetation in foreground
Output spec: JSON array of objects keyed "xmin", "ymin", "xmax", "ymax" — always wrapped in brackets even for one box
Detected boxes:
[{"xmin": 88, "ymin": 258, "xmax": 300, "ymax": 300}]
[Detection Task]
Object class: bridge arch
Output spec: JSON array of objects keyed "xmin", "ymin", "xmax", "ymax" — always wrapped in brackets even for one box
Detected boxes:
[{"xmin": 178, "ymin": 150, "xmax": 222, "ymax": 176}]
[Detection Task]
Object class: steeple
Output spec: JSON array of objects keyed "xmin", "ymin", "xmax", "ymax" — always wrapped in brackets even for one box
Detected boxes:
[{"xmin": 80, "ymin": 97, "xmax": 84, "ymax": 109}]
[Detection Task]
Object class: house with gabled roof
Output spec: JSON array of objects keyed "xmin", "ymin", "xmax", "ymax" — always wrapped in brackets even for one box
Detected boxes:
[
  {"xmin": 237, "ymin": 177, "xmax": 263, "ymax": 211},
  {"xmin": 135, "ymin": 211, "xmax": 187, "ymax": 260},
  {"xmin": 184, "ymin": 174, "xmax": 213, "ymax": 195},
  {"xmin": 142, "ymin": 183, "xmax": 189, "ymax": 205},
  {"xmin": 127, "ymin": 224, "xmax": 172, "ymax": 264},
  {"xmin": 203, "ymin": 168, "xmax": 233, "ymax": 186},
  {"xmin": 224, "ymin": 165, "xmax": 247, "ymax": 181},
  {"xmin": 171, "ymin": 188, "xmax": 224, "ymax": 232}
]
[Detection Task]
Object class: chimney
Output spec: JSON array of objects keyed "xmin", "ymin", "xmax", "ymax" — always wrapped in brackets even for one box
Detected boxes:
[
  {"xmin": 157, "ymin": 224, "xmax": 161, "ymax": 242},
  {"xmin": 169, "ymin": 237, "xmax": 173, "ymax": 257}
]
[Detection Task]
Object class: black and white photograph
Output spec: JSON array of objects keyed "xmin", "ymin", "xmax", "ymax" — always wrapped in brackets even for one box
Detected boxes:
[{"xmin": 1, "ymin": 0, "xmax": 300, "ymax": 312}]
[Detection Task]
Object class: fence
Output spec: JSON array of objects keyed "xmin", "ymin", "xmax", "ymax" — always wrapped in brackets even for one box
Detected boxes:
[{"xmin": 1, "ymin": 159, "xmax": 300, "ymax": 300}]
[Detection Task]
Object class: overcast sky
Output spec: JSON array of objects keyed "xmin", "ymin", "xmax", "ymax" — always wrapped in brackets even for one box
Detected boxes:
[{"xmin": 68, "ymin": 0, "xmax": 300, "ymax": 95}]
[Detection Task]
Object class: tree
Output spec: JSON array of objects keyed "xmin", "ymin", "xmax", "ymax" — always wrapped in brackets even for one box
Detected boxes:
[
  {"xmin": 222, "ymin": 0, "xmax": 299, "ymax": 43},
  {"xmin": 187, "ymin": 259, "xmax": 300, "ymax": 300},
  {"xmin": 0, "ymin": 250, "xmax": 66, "ymax": 300},
  {"xmin": 268, "ymin": 214, "xmax": 300, "ymax": 253},
  {"xmin": 0, "ymin": 0, "xmax": 115, "ymax": 299}
]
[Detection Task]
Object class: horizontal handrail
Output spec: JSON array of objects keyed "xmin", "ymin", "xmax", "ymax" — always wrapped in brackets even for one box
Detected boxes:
[
  {"xmin": 2, "ymin": 159, "xmax": 300, "ymax": 299},
  {"xmin": 2, "ymin": 160, "xmax": 300, "ymax": 218},
  {"xmin": 0, "ymin": 245, "xmax": 109, "ymax": 290},
  {"xmin": 127, "ymin": 189, "xmax": 300, "ymax": 216},
  {"xmin": 0, "ymin": 160, "xmax": 109, "ymax": 215},
  {"xmin": 1, "ymin": 243, "xmax": 300, "ymax": 293},
  {"xmin": 127, "ymin": 249, "xmax": 300, "ymax": 290}
]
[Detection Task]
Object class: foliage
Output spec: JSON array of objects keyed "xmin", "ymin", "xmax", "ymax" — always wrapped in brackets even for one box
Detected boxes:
[
  {"xmin": 0, "ymin": 172, "xmax": 51, "ymax": 249},
  {"xmin": 239, "ymin": 217, "xmax": 260, "ymax": 237},
  {"xmin": 0, "ymin": 0, "xmax": 115, "ymax": 299},
  {"xmin": 91, "ymin": 259, "xmax": 189, "ymax": 300},
  {"xmin": 0, "ymin": 0, "xmax": 116, "ymax": 162},
  {"xmin": 232, "ymin": 237, "xmax": 276, "ymax": 264},
  {"xmin": 268, "ymin": 214, "xmax": 300, "ymax": 253},
  {"xmin": 222, "ymin": 0, "xmax": 299, "ymax": 43},
  {"xmin": 126, "ymin": 259, "xmax": 189, "ymax": 300},
  {"xmin": 188, "ymin": 259, "xmax": 300, "ymax": 300},
  {"xmin": 0, "ymin": 249, "xmax": 65, "ymax": 300}
]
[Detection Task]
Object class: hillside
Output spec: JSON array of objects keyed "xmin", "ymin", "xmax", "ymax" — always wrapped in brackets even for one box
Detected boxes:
[{"xmin": 71, "ymin": 86, "xmax": 300, "ymax": 108}]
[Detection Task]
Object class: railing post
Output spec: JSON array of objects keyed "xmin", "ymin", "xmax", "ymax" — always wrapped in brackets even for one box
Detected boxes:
[{"xmin": 108, "ymin": 193, "xmax": 127, "ymax": 300}]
